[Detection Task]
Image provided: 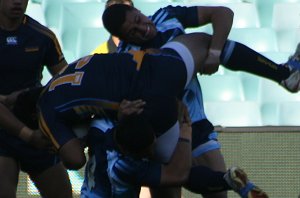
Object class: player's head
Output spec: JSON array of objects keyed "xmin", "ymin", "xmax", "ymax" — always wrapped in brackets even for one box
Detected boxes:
[
  {"xmin": 102, "ymin": 4, "xmax": 157, "ymax": 45},
  {"xmin": 114, "ymin": 114, "xmax": 156, "ymax": 159},
  {"xmin": 0, "ymin": 0, "xmax": 29, "ymax": 20},
  {"xmin": 105, "ymin": 0, "xmax": 134, "ymax": 9}
]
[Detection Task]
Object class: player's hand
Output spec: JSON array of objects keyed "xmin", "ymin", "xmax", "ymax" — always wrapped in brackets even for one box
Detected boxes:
[
  {"xmin": 28, "ymin": 129, "xmax": 52, "ymax": 149},
  {"xmin": 118, "ymin": 99, "xmax": 146, "ymax": 120},
  {"xmin": 201, "ymin": 50, "xmax": 221, "ymax": 75},
  {"xmin": 177, "ymin": 101, "xmax": 192, "ymax": 139},
  {"xmin": 0, "ymin": 95, "xmax": 6, "ymax": 103},
  {"xmin": 4, "ymin": 88, "xmax": 30, "ymax": 109}
]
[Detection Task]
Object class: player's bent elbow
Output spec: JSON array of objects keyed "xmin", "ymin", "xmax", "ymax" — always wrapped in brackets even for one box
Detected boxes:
[{"xmin": 219, "ymin": 6, "xmax": 234, "ymax": 19}]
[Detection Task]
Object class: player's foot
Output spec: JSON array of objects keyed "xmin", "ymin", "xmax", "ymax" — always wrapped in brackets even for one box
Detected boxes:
[
  {"xmin": 224, "ymin": 167, "xmax": 269, "ymax": 198},
  {"xmin": 281, "ymin": 43, "xmax": 300, "ymax": 92}
]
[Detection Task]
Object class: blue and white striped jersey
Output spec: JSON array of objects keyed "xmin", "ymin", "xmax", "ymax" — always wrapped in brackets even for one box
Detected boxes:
[{"xmin": 118, "ymin": 5, "xmax": 208, "ymax": 123}]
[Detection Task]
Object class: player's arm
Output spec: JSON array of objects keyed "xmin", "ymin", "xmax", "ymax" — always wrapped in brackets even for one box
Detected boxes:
[
  {"xmin": 196, "ymin": 6, "xmax": 234, "ymax": 74},
  {"xmin": 0, "ymin": 100, "xmax": 31, "ymax": 141},
  {"xmin": 160, "ymin": 102, "xmax": 192, "ymax": 186},
  {"xmin": 44, "ymin": 29, "xmax": 69, "ymax": 76},
  {"xmin": 118, "ymin": 99, "xmax": 146, "ymax": 120},
  {"xmin": 0, "ymin": 88, "xmax": 32, "ymax": 139},
  {"xmin": 0, "ymin": 90, "xmax": 50, "ymax": 148},
  {"xmin": 197, "ymin": 6, "xmax": 233, "ymax": 53}
]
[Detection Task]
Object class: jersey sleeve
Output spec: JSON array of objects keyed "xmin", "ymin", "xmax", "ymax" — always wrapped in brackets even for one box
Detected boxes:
[
  {"xmin": 163, "ymin": 5, "xmax": 199, "ymax": 29},
  {"xmin": 42, "ymin": 29, "xmax": 67, "ymax": 70},
  {"xmin": 107, "ymin": 151, "xmax": 162, "ymax": 194}
]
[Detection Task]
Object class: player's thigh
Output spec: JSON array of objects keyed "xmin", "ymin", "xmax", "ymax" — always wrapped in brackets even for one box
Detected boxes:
[
  {"xmin": 0, "ymin": 156, "xmax": 19, "ymax": 198},
  {"xmin": 193, "ymin": 149, "xmax": 226, "ymax": 172},
  {"xmin": 30, "ymin": 162, "xmax": 72, "ymax": 198},
  {"xmin": 149, "ymin": 186, "xmax": 182, "ymax": 198},
  {"xmin": 171, "ymin": 32, "xmax": 211, "ymax": 74},
  {"xmin": 59, "ymin": 138, "xmax": 87, "ymax": 170},
  {"xmin": 191, "ymin": 123, "xmax": 226, "ymax": 172}
]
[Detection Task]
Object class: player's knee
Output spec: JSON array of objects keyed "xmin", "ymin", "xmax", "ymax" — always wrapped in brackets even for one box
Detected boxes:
[
  {"xmin": 176, "ymin": 170, "xmax": 190, "ymax": 184},
  {"xmin": 59, "ymin": 139, "xmax": 86, "ymax": 170},
  {"xmin": 0, "ymin": 189, "xmax": 16, "ymax": 198},
  {"xmin": 62, "ymin": 156, "xmax": 86, "ymax": 170}
]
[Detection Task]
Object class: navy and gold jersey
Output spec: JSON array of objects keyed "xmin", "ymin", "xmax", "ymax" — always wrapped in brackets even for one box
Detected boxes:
[
  {"xmin": 38, "ymin": 52, "xmax": 187, "ymax": 150},
  {"xmin": 0, "ymin": 15, "xmax": 66, "ymax": 94},
  {"xmin": 0, "ymin": 16, "xmax": 65, "ymax": 174}
]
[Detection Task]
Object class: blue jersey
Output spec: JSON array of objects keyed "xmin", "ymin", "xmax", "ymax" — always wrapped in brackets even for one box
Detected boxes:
[
  {"xmin": 81, "ymin": 120, "xmax": 161, "ymax": 198},
  {"xmin": 0, "ymin": 15, "xmax": 66, "ymax": 174},
  {"xmin": 118, "ymin": 5, "xmax": 208, "ymax": 123}
]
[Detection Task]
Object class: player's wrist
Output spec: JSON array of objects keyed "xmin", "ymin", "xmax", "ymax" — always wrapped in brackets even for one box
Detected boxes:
[
  {"xmin": 19, "ymin": 126, "xmax": 33, "ymax": 143},
  {"xmin": 178, "ymin": 137, "xmax": 191, "ymax": 143},
  {"xmin": 179, "ymin": 125, "xmax": 192, "ymax": 139},
  {"xmin": 209, "ymin": 49, "xmax": 222, "ymax": 58},
  {"xmin": 0, "ymin": 95, "xmax": 7, "ymax": 105}
]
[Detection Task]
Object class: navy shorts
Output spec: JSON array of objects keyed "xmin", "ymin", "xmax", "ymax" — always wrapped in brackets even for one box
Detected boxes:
[{"xmin": 191, "ymin": 119, "xmax": 221, "ymax": 158}]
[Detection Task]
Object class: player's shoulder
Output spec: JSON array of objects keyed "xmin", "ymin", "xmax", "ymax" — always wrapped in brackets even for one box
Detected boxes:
[
  {"xmin": 25, "ymin": 15, "xmax": 57, "ymax": 40},
  {"xmin": 151, "ymin": 5, "xmax": 188, "ymax": 22},
  {"xmin": 156, "ymin": 5, "xmax": 186, "ymax": 13}
]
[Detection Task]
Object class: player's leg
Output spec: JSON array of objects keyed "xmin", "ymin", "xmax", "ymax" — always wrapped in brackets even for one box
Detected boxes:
[
  {"xmin": 174, "ymin": 32, "xmax": 300, "ymax": 93},
  {"xmin": 0, "ymin": 156, "xmax": 19, "ymax": 198},
  {"xmin": 184, "ymin": 165, "xmax": 269, "ymax": 198},
  {"xmin": 190, "ymin": 126, "xmax": 227, "ymax": 198},
  {"xmin": 149, "ymin": 186, "xmax": 181, "ymax": 198},
  {"xmin": 161, "ymin": 32, "xmax": 211, "ymax": 80},
  {"xmin": 193, "ymin": 149, "xmax": 227, "ymax": 198},
  {"xmin": 29, "ymin": 162, "xmax": 73, "ymax": 198},
  {"xmin": 280, "ymin": 43, "xmax": 300, "ymax": 92},
  {"xmin": 39, "ymin": 111, "xmax": 87, "ymax": 170},
  {"xmin": 59, "ymin": 138, "xmax": 87, "ymax": 170},
  {"xmin": 220, "ymin": 39, "xmax": 299, "ymax": 92},
  {"xmin": 183, "ymin": 78, "xmax": 227, "ymax": 198},
  {"xmin": 164, "ymin": 32, "xmax": 300, "ymax": 93},
  {"xmin": 148, "ymin": 132, "xmax": 226, "ymax": 198},
  {"xmin": 14, "ymin": 139, "xmax": 73, "ymax": 198}
]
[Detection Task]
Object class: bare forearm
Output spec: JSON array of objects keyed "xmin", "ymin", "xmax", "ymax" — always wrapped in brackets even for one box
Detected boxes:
[
  {"xmin": 0, "ymin": 102, "xmax": 32, "ymax": 141},
  {"xmin": 209, "ymin": 6, "xmax": 233, "ymax": 50},
  {"xmin": 197, "ymin": 6, "xmax": 234, "ymax": 51},
  {"xmin": 160, "ymin": 128, "xmax": 192, "ymax": 185}
]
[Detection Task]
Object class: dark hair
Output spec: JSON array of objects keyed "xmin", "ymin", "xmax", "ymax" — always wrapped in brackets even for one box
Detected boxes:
[
  {"xmin": 102, "ymin": 4, "xmax": 133, "ymax": 36},
  {"xmin": 105, "ymin": 0, "xmax": 134, "ymax": 9},
  {"xmin": 114, "ymin": 114, "xmax": 155, "ymax": 157}
]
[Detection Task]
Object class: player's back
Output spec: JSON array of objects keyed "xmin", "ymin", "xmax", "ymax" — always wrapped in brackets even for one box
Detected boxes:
[
  {"xmin": 39, "ymin": 51, "xmax": 186, "ymax": 139},
  {"xmin": 38, "ymin": 53, "xmax": 137, "ymax": 121}
]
